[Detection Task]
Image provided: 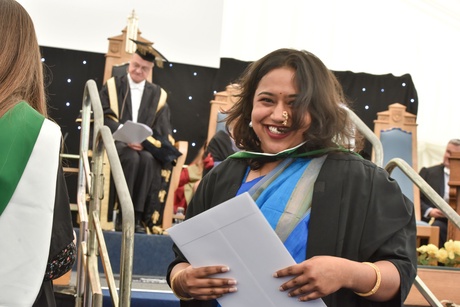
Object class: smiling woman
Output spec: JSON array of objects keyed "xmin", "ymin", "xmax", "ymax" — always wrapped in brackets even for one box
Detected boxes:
[
  {"xmin": 251, "ymin": 67, "xmax": 310, "ymax": 155},
  {"xmin": 166, "ymin": 48, "xmax": 417, "ymax": 307}
]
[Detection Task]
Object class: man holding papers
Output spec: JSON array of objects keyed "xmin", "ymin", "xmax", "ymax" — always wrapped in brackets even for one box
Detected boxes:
[
  {"xmin": 100, "ymin": 39, "xmax": 180, "ymax": 233},
  {"xmin": 167, "ymin": 49, "xmax": 416, "ymax": 306}
]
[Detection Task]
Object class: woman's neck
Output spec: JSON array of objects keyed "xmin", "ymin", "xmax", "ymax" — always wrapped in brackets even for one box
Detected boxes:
[{"xmin": 246, "ymin": 160, "xmax": 281, "ymax": 182}]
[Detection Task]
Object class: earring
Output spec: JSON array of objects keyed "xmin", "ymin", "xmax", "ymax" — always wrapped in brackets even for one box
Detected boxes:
[
  {"xmin": 249, "ymin": 121, "xmax": 253, "ymax": 128},
  {"xmin": 282, "ymin": 111, "xmax": 289, "ymax": 126}
]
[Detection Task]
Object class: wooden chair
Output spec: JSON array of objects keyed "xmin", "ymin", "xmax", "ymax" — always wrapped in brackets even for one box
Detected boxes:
[
  {"xmin": 206, "ymin": 84, "xmax": 239, "ymax": 144},
  {"xmin": 374, "ymin": 103, "xmax": 439, "ymax": 246},
  {"xmin": 98, "ymin": 18, "xmax": 184, "ymax": 231},
  {"xmin": 162, "ymin": 141, "xmax": 188, "ymax": 230}
]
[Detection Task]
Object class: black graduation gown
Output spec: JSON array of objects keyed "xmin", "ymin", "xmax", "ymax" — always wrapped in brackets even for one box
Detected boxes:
[
  {"xmin": 99, "ymin": 74, "xmax": 176, "ymax": 223},
  {"xmin": 167, "ymin": 152, "xmax": 417, "ymax": 307},
  {"xmin": 33, "ymin": 167, "xmax": 75, "ymax": 307},
  {"xmin": 419, "ymin": 164, "xmax": 445, "ymax": 221}
]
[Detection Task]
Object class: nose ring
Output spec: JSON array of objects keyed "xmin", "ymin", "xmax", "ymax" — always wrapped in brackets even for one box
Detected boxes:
[{"xmin": 282, "ymin": 111, "xmax": 288, "ymax": 126}]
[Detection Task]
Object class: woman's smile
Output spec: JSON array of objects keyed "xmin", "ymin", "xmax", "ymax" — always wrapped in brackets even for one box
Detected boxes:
[{"xmin": 251, "ymin": 67, "xmax": 311, "ymax": 154}]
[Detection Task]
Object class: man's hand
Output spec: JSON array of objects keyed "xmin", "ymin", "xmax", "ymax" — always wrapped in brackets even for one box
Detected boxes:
[
  {"xmin": 128, "ymin": 143, "xmax": 143, "ymax": 151},
  {"xmin": 429, "ymin": 208, "xmax": 445, "ymax": 218}
]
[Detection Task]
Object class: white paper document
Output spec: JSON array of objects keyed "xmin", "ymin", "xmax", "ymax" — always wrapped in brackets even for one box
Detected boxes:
[
  {"xmin": 112, "ymin": 120, "xmax": 152, "ymax": 144},
  {"xmin": 168, "ymin": 192, "xmax": 326, "ymax": 307}
]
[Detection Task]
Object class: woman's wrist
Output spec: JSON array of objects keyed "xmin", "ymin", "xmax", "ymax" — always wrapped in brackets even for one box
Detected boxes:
[
  {"xmin": 170, "ymin": 268, "xmax": 193, "ymax": 301},
  {"xmin": 353, "ymin": 262, "xmax": 381, "ymax": 297}
]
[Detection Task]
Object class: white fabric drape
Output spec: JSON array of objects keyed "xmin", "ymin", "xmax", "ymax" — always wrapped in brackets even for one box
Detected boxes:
[{"xmin": 0, "ymin": 119, "xmax": 60, "ymax": 306}]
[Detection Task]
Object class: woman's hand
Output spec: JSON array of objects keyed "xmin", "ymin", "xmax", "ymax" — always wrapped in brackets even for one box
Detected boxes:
[
  {"xmin": 274, "ymin": 256, "xmax": 350, "ymax": 301},
  {"xmin": 171, "ymin": 264, "xmax": 238, "ymax": 301},
  {"xmin": 274, "ymin": 257, "xmax": 400, "ymax": 302}
]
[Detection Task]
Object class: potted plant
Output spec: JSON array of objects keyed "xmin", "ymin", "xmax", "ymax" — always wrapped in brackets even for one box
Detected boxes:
[
  {"xmin": 417, "ymin": 240, "xmax": 460, "ymax": 267},
  {"xmin": 405, "ymin": 240, "xmax": 460, "ymax": 306}
]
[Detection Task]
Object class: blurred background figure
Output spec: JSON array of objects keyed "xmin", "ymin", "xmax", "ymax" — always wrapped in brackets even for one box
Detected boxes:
[
  {"xmin": 0, "ymin": 0, "xmax": 76, "ymax": 306},
  {"xmin": 99, "ymin": 39, "xmax": 180, "ymax": 233},
  {"xmin": 419, "ymin": 138, "xmax": 460, "ymax": 247}
]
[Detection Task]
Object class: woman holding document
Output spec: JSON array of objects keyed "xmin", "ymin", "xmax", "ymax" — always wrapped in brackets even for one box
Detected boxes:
[{"xmin": 167, "ymin": 48, "xmax": 416, "ymax": 306}]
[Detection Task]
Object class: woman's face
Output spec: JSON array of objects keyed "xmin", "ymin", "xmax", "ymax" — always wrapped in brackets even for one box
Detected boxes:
[{"xmin": 251, "ymin": 67, "xmax": 311, "ymax": 154}]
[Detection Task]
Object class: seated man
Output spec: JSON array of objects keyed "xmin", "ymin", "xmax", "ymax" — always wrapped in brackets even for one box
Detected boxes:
[
  {"xmin": 419, "ymin": 138, "xmax": 460, "ymax": 247},
  {"xmin": 99, "ymin": 39, "xmax": 180, "ymax": 233}
]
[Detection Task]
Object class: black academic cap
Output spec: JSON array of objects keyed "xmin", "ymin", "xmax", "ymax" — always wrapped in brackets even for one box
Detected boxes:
[{"xmin": 130, "ymin": 38, "xmax": 168, "ymax": 68}]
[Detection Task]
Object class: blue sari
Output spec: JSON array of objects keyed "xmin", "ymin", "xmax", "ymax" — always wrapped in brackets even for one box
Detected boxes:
[
  {"xmin": 215, "ymin": 156, "xmax": 326, "ymax": 307},
  {"xmin": 236, "ymin": 157, "xmax": 326, "ymax": 263}
]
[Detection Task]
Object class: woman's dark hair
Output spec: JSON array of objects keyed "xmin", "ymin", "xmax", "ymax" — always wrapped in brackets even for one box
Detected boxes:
[{"xmin": 225, "ymin": 48, "xmax": 354, "ymax": 158}]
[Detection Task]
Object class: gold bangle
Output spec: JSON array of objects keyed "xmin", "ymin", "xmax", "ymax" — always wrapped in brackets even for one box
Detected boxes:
[
  {"xmin": 354, "ymin": 262, "xmax": 382, "ymax": 297},
  {"xmin": 170, "ymin": 268, "xmax": 194, "ymax": 301}
]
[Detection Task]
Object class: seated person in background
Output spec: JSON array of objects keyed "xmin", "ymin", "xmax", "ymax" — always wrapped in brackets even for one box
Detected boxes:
[
  {"xmin": 175, "ymin": 130, "xmax": 238, "ymax": 215},
  {"xmin": 99, "ymin": 39, "xmax": 180, "ymax": 233},
  {"xmin": 174, "ymin": 145, "xmax": 214, "ymax": 215},
  {"xmin": 419, "ymin": 138, "xmax": 460, "ymax": 247},
  {"xmin": 203, "ymin": 126, "xmax": 239, "ymax": 177},
  {"xmin": 206, "ymin": 130, "xmax": 236, "ymax": 164},
  {"xmin": 0, "ymin": 1, "xmax": 76, "ymax": 305},
  {"xmin": 167, "ymin": 48, "xmax": 416, "ymax": 306}
]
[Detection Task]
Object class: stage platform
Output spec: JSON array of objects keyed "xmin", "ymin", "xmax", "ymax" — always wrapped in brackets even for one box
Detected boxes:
[{"xmin": 56, "ymin": 228, "xmax": 180, "ymax": 306}]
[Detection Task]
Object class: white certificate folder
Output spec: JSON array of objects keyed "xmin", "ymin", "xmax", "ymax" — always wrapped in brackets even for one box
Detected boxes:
[
  {"xmin": 112, "ymin": 120, "xmax": 152, "ymax": 144},
  {"xmin": 168, "ymin": 192, "xmax": 326, "ymax": 307}
]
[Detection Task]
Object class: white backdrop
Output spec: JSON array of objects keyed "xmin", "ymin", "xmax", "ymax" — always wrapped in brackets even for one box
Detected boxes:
[{"xmin": 17, "ymin": 0, "xmax": 460, "ymax": 168}]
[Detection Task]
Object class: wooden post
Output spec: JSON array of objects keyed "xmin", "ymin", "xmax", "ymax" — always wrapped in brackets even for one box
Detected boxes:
[
  {"xmin": 447, "ymin": 151, "xmax": 460, "ymax": 241},
  {"xmin": 162, "ymin": 141, "xmax": 188, "ymax": 230}
]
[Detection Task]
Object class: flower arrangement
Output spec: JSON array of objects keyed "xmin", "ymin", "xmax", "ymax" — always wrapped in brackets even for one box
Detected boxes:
[{"xmin": 417, "ymin": 240, "xmax": 460, "ymax": 267}]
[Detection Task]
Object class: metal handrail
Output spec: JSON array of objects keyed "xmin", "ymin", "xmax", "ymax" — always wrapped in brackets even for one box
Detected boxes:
[
  {"xmin": 74, "ymin": 80, "xmax": 135, "ymax": 307},
  {"xmin": 91, "ymin": 125, "xmax": 135, "ymax": 306},
  {"xmin": 384, "ymin": 158, "xmax": 460, "ymax": 306},
  {"xmin": 74, "ymin": 79, "xmax": 92, "ymax": 307},
  {"xmin": 344, "ymin": 106, "xmax": 384, "ymax": 167},
  {"xmin": 413, "ymin": 276, "xmax": 444, "ymax": 307},
  {"xmin": 345, "ymin": 107, "xmax": 460, "ymax": 306},
  {"xmin": 385, "ymin": 158, "xmax": 460, "ymax": 231}
]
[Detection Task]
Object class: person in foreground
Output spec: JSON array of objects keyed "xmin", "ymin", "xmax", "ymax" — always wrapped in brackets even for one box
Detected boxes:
[
  {"xmin": 419, "ymin": 138, "xmax": 460, "ymax": 247},
  {"xmin": 0, "ymin": 1, "xmax": 76, "ymax": 306},
  {"xmin": 167, "ymin": 48, "xmax": 417, "ymax": 306}
]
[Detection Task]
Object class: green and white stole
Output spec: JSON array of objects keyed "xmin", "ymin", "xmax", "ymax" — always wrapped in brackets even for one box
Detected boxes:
[{"xmin": 0, "ymin": 101, "xmax": 61, "ymax": 305}]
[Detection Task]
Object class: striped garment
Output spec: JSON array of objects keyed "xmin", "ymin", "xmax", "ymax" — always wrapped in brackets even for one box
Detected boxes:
[{"xmin": 0, "ymin": 101, "xmax": 61, "ymax": 306}]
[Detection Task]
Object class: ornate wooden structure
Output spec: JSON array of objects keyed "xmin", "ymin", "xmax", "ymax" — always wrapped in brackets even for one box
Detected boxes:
[
  {"xmin": 99, "ymin": 12, "xmax": 170, "ymax": 230},
  {"xmin": 206, "ymin": 84, "xmax": 240, "ymax": 144},
  {"xmin": 374, "ymin": 103, "xmax": 439, "ymax": 246},
  {"xmin": 448, "ymin": 151, "xmax": 460, "ymax": 241},
  {"xmin": 374, "ymin": 103, "xmax": 418, "ymax": 179}
]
